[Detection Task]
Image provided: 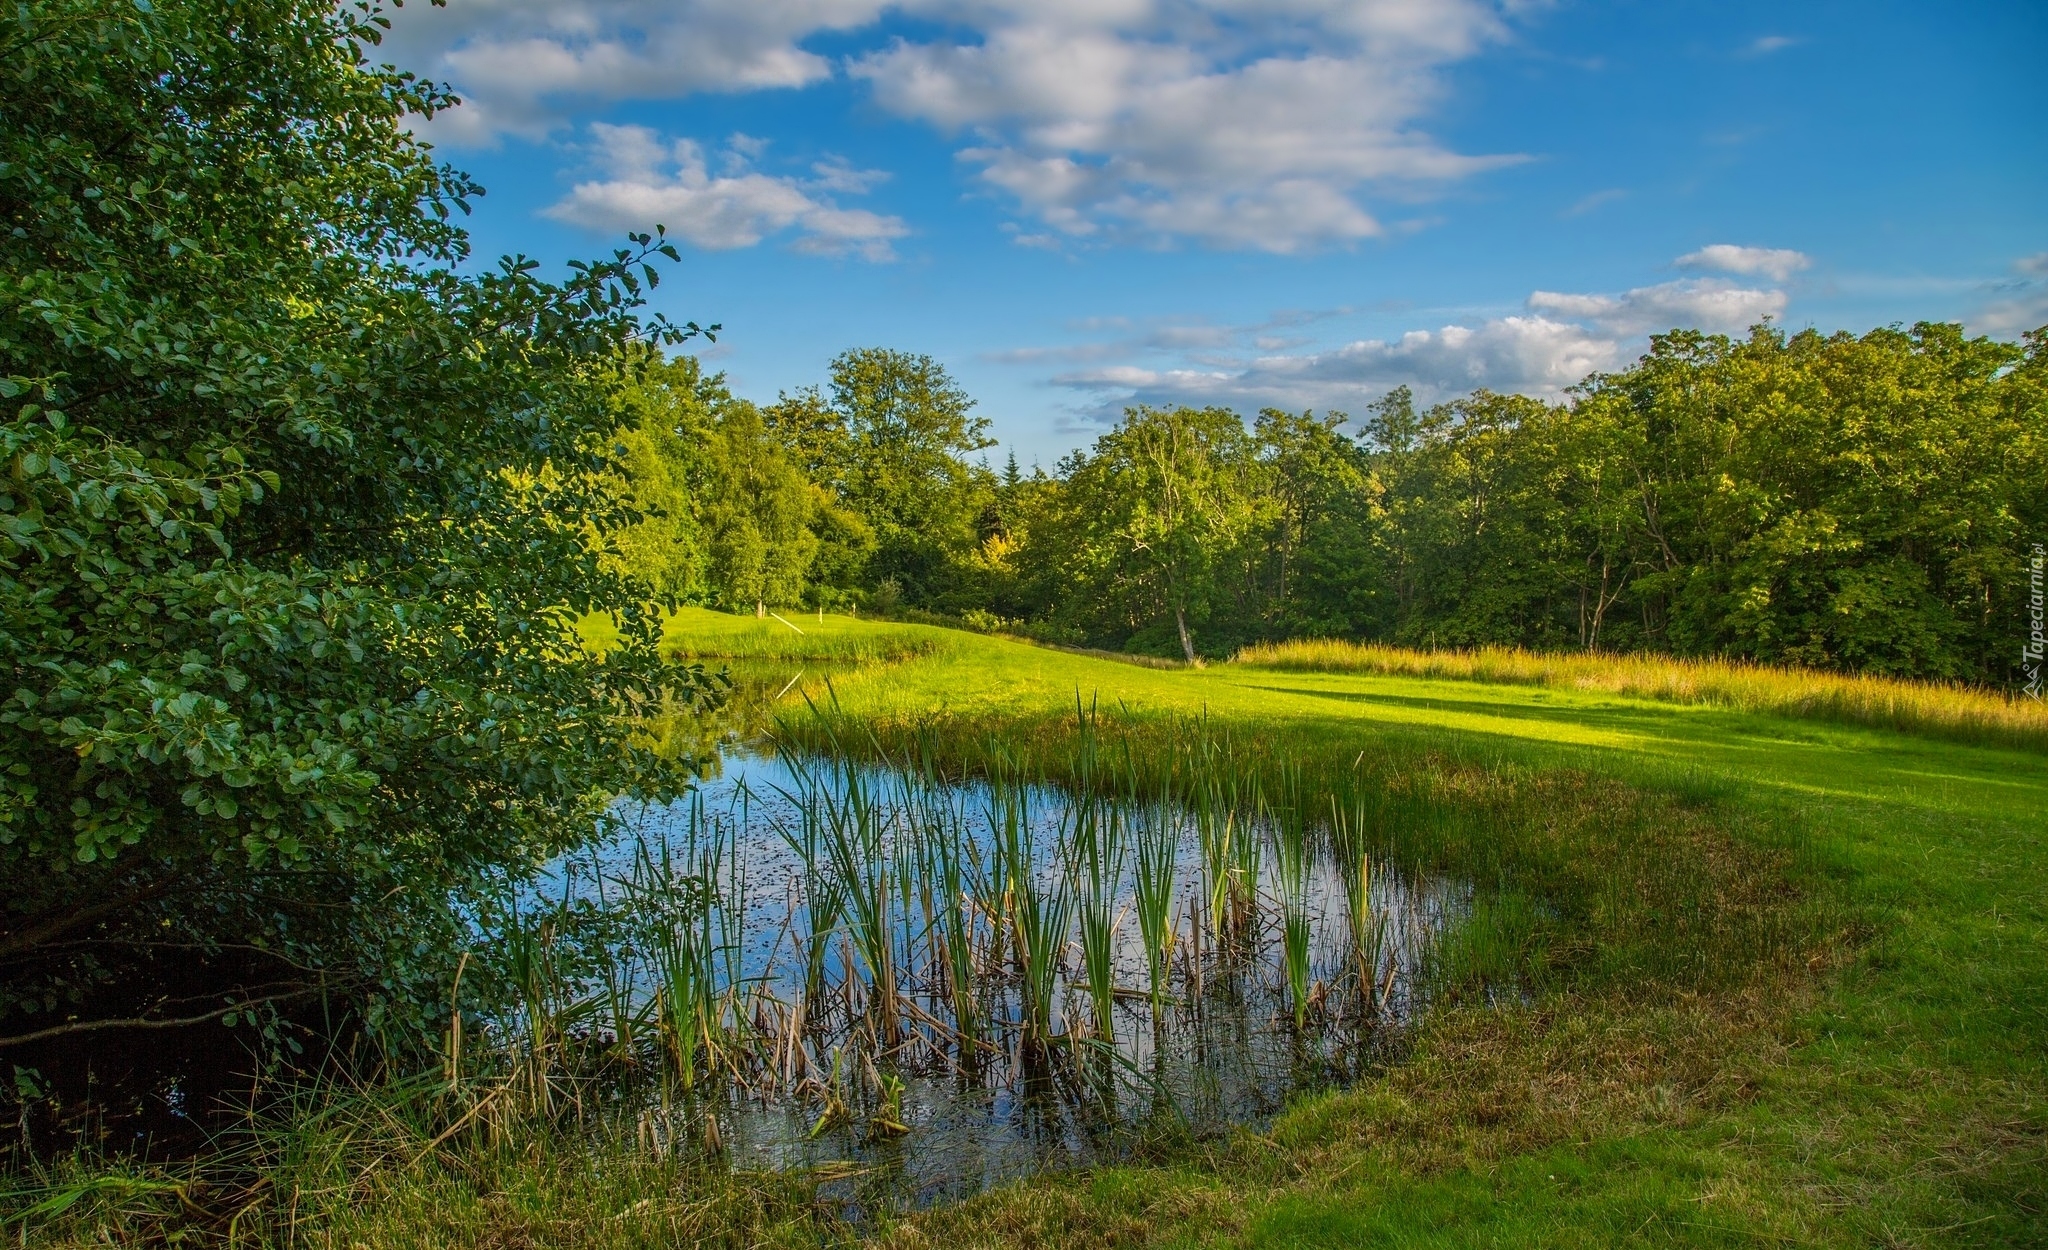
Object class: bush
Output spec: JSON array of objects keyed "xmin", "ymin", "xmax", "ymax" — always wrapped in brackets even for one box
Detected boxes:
[{"xmin": 0, "ymin": 0, "xmax": 712, "ymax": 1073}]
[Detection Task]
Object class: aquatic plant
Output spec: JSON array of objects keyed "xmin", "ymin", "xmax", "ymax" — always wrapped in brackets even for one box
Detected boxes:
[
  {"xmin": 1131, "ymin": 792, "xmax": 1179, "ymax": 1023},
  {"xmin": 1071, "ymin": 794, "xmax": 1126, "ymax": 1042}
]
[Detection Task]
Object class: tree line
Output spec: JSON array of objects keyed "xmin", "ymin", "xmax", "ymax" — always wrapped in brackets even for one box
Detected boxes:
[{"xmin": 617, "ymin": 322, "xmax": 2048, "ymax": 685}]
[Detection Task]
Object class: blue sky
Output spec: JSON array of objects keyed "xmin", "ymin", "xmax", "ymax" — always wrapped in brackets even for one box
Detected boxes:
[{"xmin": 383, "ymin": 0, "xmax": 2047, "ymax": 465}]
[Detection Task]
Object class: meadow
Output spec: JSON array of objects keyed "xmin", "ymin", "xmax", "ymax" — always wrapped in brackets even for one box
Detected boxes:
[
  {"xmin": 21, "ymin": 609, "xmax": 2040, "ymax": 1247},
  {"xmin": 13, "ymin": 10, "xmax": 2041, "ymax": 1245}
]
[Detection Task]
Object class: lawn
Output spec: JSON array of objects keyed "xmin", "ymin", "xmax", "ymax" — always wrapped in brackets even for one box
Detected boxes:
[{"xmin": 675, "ymin": 609, "xmax": 2047, "ymax": 1248}]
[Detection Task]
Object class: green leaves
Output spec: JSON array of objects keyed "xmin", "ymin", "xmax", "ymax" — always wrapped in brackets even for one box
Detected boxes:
[{"xmin": 1, "ymin": 0, "xmax": 713, "ymax": 1043}]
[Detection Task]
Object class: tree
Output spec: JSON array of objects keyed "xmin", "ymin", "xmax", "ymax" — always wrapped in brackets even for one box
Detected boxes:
[
  {"xmin": 607, "ymin": 352, "xmax": 716, "ymax": 599},
  {"xmin": 616, "ymin": 362, "xmax": 866, "ymax": 613},
  {"xmin": 698, "ymin": 401, "xmax": 830, "ymax": 614},
  {"xmin": 1249, "ymin": 409, "xmax": 1382, "ymax": 640},
  {"xmin": 0, "ymin": 0, "xmax": 712, "ymax": 1052},
  {"xmin": 1034, "ymin": 407, "xmax": 1261, "ymax": 661},
  {"xmin": 828, "ymin": 349, "xmax": 996, "ymax": 605},
  {"xmin": 1587, "ymin": 323, "xmax": 2042, "ymax": 676}
]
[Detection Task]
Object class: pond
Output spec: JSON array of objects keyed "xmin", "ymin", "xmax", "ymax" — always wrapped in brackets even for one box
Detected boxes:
[{"xmin": 544, "ymin": 744, "xmax": 1467, "ymax": 1212}]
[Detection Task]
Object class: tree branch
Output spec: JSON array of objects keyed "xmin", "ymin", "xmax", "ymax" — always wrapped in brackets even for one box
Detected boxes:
[
  {"xmin": 0, "ymin": 877, "xmax": 179, "ymax": 962},
  {"xmin": 0, "ymin": 988, "xmax": 320, "ymax": 1049}
]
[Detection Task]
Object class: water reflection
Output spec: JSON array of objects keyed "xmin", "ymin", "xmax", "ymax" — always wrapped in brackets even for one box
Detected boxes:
[{"xmin": 550, "ymin": 752, "xmax": 1462, "ymax": 1210}]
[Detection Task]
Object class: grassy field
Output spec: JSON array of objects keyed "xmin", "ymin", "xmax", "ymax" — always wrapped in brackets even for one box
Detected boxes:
[
  {"xmin": 19, "ymin": 609, "xmax": 2044, "ymax": 1247},
  {"xmin": 1237, "ymin": 636, "xmax": 2048, "ymax": 753},
  {"xmin": 707, "ymin": 610, "xmax": 2046, "ymax": 1247}
]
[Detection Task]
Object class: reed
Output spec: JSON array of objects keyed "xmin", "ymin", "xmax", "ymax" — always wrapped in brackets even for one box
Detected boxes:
[
  {"xmin": 989, "ymin": 773, "xmax": 1073, "ymax": 1053},
  {"xmin": 1267, "ymin": 777, "xmax": 1315, "ymax": 1031},
  {"xmin": 1071, "ymin": 793, "xmax": 1126, "ymax": 1042},
  {"xmin": 1194, "ymin": 779, "xmax": 1234, "ymax": 948},
  {"xmin": 1130, "ymin": 792, "xmax": 1178, "ymax": 1024},
  {"xmin": 771, "ymin": 774, "xmax": 844, "ymax": 1035},
  {"xmin": 1329, "ymin": 793, "xmax": 1387, "ymax": 1017},
  {"xmin": 928, "ymin": 800, "xmax": 984, "ymax": 1060},
  {"xmin": 631, "ymin": 801, "xmax": 737, "ymax": 1092},
  {"xmin": 812, "ymin": 759, "xmax": 903, "ymax": 1048}
]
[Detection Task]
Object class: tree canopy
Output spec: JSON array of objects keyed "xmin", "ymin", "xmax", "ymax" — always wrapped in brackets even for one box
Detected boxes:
[{"xmin": 1, "ymin": 0, "xmax": 711, "ymax": 1044}]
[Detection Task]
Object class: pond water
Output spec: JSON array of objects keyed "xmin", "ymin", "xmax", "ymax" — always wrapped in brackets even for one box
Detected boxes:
[{"xmin": 547, "ymin": 747, "xmax": 1466, "ymax": 1211}]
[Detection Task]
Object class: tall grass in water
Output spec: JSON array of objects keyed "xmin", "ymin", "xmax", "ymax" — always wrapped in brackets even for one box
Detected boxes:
[
  {"xmin": 773, "ymin": 779, "xmax": 843, "ymax": 1035},
  {"xmin": 1235, "ymin": 637, "xmax": 2048, "ymax": 752},
  {"xmin": 1330, "ymin": 793, "xmax": 1388, "ymax": 1017},
  {"xmin": 918, "ymin": 781, "xmax": 985, "ymax": 1060},
  {"xmin": 809, "ymin": 758, "xmax": 903, "ymax": 1048},
  {"xmin": 1071, "ymin": 794, "xmax": 1126, "ymax": 1043},
  {"xmin": 989, "ymin": 769, "xmax": 1072, "ymax": 1054},
  {"xmin": 1130, "ymin": 793, "xmax": 1178, "ymax": 1024},
  {"xmin": 1266, "ymin": 766, "xmax": 1315, "ymax": 1030}
]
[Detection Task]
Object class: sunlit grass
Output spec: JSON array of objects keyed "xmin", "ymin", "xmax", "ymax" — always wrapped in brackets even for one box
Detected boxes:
[
  {"xmin": 659, "ymin": 607, "xmax": 949, "ymax": 663},
  {"xmin": 1235, "ymin": 637, "xmax": 2048, "ymax": 752},
  {"xmin": 19, "ymin": 614, "xmax": 2046, "ymax": 1248}
]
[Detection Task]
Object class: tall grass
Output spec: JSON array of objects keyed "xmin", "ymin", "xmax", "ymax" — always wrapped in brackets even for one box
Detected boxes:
[
  {"xmin": 1129, "ymin": 794, "xmax": 1178, "ymax": 1024},
  {"xmin": 1234, "ymin": 638, "xmax": 2048, "ymax": 752},
  {"xmin": 1267, "ymin": 764, "xmax": 1316, "ymax": 1030},
  {"xmin": 993, "ymin": 774, "xmax": 1073, "ymax": 1055},
  {"xmin": 1330, "ymin": 794, "xmax": 1389, "ymax": 1017},
  {"xmin": 1071, "ymin": 794, "xmax": 1125, "ymax": 1043}
]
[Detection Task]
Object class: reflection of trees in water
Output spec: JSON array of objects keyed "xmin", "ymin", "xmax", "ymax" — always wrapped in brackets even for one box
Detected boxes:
[{"xmin": 636, "ymin": 661, "xmax": 871, "ymax": 764}]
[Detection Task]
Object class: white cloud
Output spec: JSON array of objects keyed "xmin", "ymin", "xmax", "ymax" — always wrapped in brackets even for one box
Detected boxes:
[
  {"xmin": 854, "ymin": 5, "xmax": 1524, "ymax": 251},
  {"xmin": 382, "ymin": 0, "xmax": 890, "ymax": 144},
  {"xmin": 1675, "ymin": 243, "xmax": 1812, "ymax": 282},
  {"xmin": 542, "ymin": 125, "xmax": 908, "ymax": 260},
  {"xmin": 1528, "ymin": 278, "xmax": 1785, "ymax": 336},
  {"xmin": 383, "ymin": 1, "xmax": 1530, "ymax": 252},
  {"xmin": 1975, "ymin": 253, "xmax": 2048, "ymax": 336},
  {"xmin": 1745, "ymin": 34, "xmax": 1801, "ymax": 55},
  {"xmin": 1052, "ymin": 315, "xmax": 1619, "ymax": 417},
  {"xmin": 1035, "ymin": 276, "xmax": 1789, "ymax": 421}
]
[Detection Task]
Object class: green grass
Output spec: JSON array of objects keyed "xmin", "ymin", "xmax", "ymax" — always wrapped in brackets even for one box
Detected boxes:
[
  {"xmin": 659, "ymin": 606, "xmax": 951, "ymax": 663},
  {"xmin": 17, "ymin": 610, "xmax": 2045, "ymax": 1247},
  {"xmin": 710, "ymin": 612, "xmax": 2048, "ymax": 1247},
  {"xmin": 1238, "ymin": 636, "xmax": 2048, "ymax": 753}
]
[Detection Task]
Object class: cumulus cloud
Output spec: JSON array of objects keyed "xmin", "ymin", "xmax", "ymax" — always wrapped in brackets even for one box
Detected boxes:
[
  {"xmin": 381, "ymin": 0, "xmax": 890, "ymax": 144},
  {"xmin": 1031, "ymin": 276, "xmax": 1788, "ymax": 422},
  {"xmin": 383, "ymin": 0, "xmax": 1529, "ymax": 252},
  {"xmin": 543, "ymin": 125, "xmax": 907, "ymax": 260},
  {"xmin": 854, "ymin": 4, "xmax": 1524, "ymax": 251},
  {"xmin": 1528, "ymin": 278, "xmax": 1785, "ymax": 336},
  {"xmin": 1676, "ymin": 243, "xmax": 1812, "ymax": 282}
]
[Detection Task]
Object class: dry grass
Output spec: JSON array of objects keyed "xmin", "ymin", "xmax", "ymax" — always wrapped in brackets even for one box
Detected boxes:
[{"xmin": 1234, "ymin": 639, "xmax": 2048, "ymax": 753}]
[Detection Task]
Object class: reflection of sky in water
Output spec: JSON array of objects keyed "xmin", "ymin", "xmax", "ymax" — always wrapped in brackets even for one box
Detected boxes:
[{"xmin": 557, "ymin": 752, "xmax": 1464, "ymax": 1211}]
